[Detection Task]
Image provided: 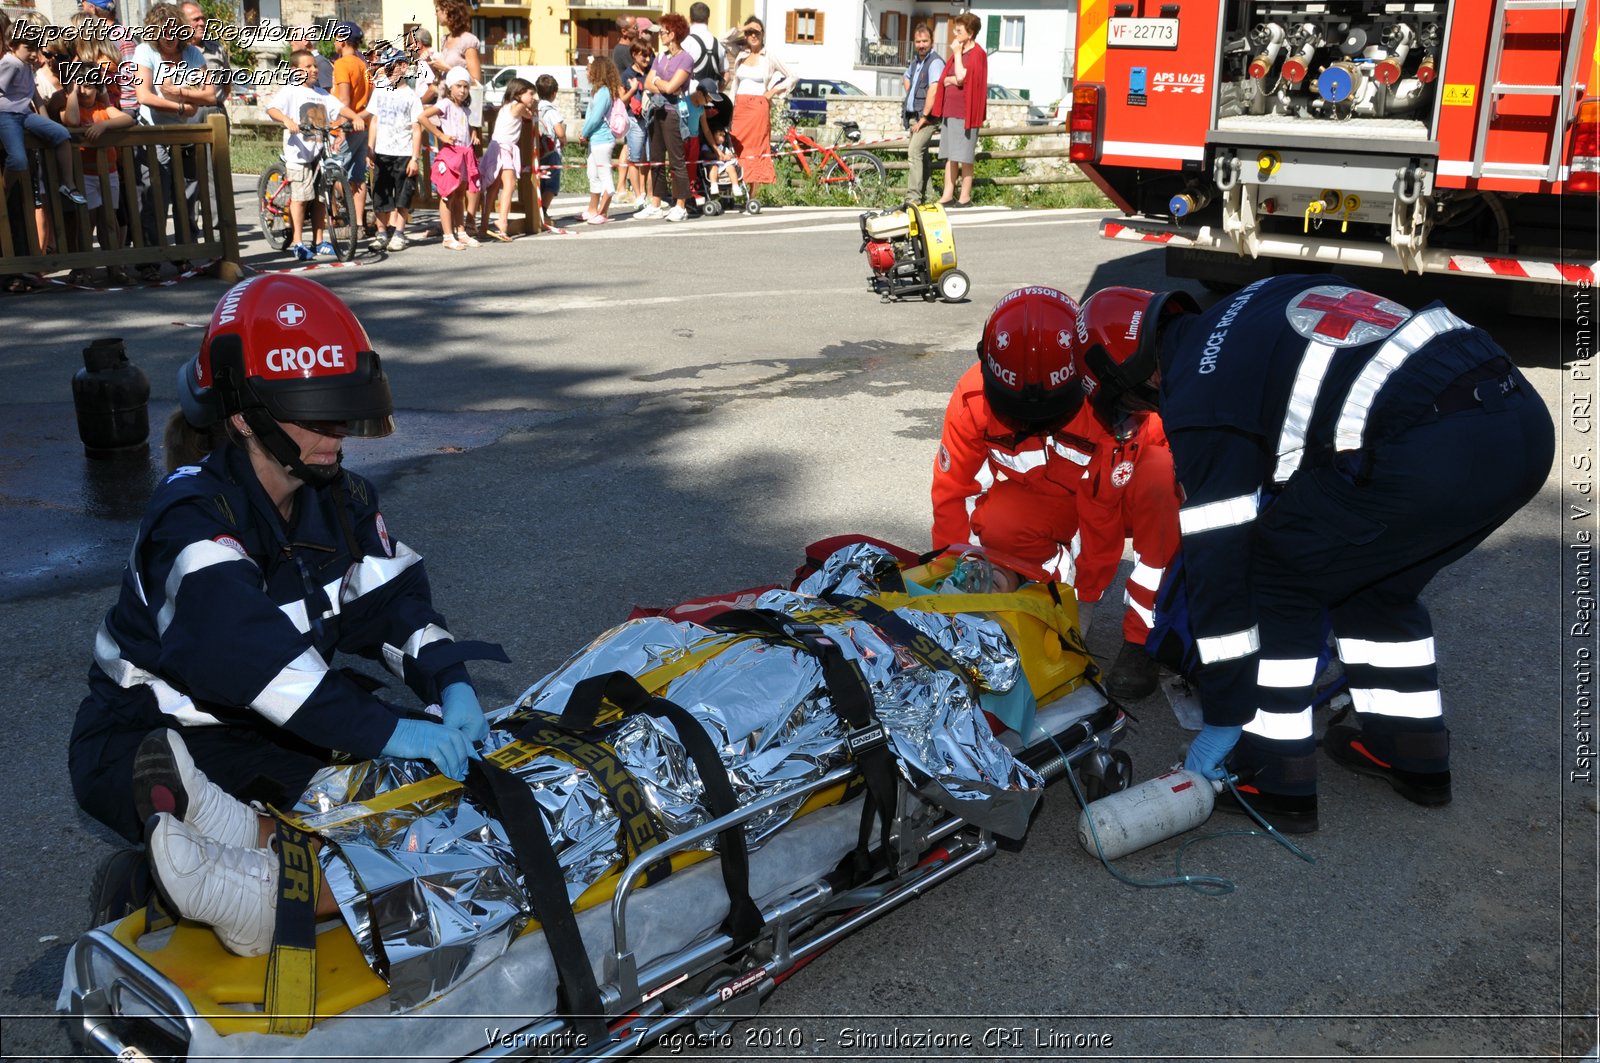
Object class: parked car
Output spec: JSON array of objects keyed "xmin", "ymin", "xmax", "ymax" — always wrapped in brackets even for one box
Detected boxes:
[
  {"xmin": 987, "ymin": 84, "xmax": 1055, "ymax": 126},
  {"xmin": 483, "ymin": 64, "xmax": 591, "ymax": 114},
  {"xmin": 787, "ymin": 77, "xmax": 869, "ymax": 116}
]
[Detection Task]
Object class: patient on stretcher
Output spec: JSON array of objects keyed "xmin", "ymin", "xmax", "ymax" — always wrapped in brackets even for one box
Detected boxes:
[{"xmin": 136, "ymin": 543, "xmax": 1083, "ymax": 1008}]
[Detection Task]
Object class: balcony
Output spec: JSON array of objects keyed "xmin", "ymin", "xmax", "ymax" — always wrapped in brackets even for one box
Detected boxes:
[
  {"xmin": 858, "ymin": 38, "xmax": 910, "ymax": 69},
  {"xmin": 567, "ymin": 0, "xmax": 663, "ymax": 9}
]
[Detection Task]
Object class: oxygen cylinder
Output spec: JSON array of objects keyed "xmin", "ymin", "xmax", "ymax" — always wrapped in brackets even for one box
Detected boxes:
[
  {"xmin": 72, "ymin": 338, "xmax": 150, "ymax": 457},
  {"xmin": 1077, "ymin": 769, "xmax": 1218, "ymax": 860}
]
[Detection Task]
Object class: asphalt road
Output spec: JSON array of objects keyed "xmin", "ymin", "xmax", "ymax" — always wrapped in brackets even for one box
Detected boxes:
[{"xmin": 0, "ymin": 191, "xmax": 1594, "ymax": 1062}]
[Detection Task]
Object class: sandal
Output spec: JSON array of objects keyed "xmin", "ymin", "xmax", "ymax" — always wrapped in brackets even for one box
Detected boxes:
[
  {"xmin": 443, "ymin": 237, "xmax": 466, "ymax": 251},
  {"xmin": 484, "ymin": 227, "xmax": 512, "ymax": 242},
  {"xmin": 4, "ymin": 274, "xmax": 45, "ymax": 293}
]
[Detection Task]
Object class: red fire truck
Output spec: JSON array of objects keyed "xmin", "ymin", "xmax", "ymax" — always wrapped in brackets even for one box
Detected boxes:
[{"xmin": 1069, "ymin": 0, "xmax": 1600, "ymax": 289}]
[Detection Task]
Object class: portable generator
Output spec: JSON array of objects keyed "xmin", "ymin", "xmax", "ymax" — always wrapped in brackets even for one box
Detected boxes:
[{"xmin": 859, "ymin": 202, "xmax": 970, "ymax": 303}]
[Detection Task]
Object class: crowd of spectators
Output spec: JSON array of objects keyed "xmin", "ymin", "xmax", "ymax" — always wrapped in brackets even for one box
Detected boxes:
[{"xmin": 1, "ymin": 0, "xmax": 988, "ymax": 289}]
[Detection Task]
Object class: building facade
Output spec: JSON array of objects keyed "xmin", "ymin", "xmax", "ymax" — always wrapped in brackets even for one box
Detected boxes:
[{"xmin": 765, "ymin": 0, "xmax": 1075, "ymax": 108}]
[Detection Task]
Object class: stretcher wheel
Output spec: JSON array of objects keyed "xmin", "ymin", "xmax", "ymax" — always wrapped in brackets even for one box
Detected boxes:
[
  {"xmin": 937, "ymin": 269, "xmax": 971, "ymax": 303},
  {"xmin": 1080, "ymin": 749, "xmax": 1133, "ymax": 803},
  {"xmin": 745, "ymin": 200, "xmax": 762, "ymax": 215},
  {"xmin": 688, "ymin": 966, "xmax": 765, "ymax": 1038}
]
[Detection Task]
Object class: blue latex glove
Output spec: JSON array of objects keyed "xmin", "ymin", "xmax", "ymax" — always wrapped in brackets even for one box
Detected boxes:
[
  {"xmin": 382, "ymin": 718, "xmax": 471, "ymax": 780},
  {"xmin": 1184, "ymin": 724, "xmax": 1243, "ymax": 781},
  {"xmin": 441, "ymin": 682, "xmax": 489, "ymax": 744}
]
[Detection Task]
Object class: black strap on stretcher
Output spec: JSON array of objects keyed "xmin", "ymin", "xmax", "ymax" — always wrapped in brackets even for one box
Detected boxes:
[
  {"xmin": 503, "ymin": 709, "xmax": 674, "ymax": 888},
  {"xmin": 704, "ymin": 609, "xmax": 900, "ymax": 877},
  {"xmin": 553, "ymin": 671, "xmax": 764, "ymax": 944},
  {"xmin": 823, "ymin": 593, "xmax": 976, "ymax": 696},
  {"xmin": 264, "ymin": 821, "xmax": 320, "ymax": 1036},
  {"xmin": 465, "ymin": 759, "xmax": 612, "ymax": 1050}
]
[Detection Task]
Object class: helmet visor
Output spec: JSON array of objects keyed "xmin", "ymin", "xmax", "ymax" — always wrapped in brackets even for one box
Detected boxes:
[{"xmin": 253, "ymin": 349, "xmax": 395, "ymax": 437}]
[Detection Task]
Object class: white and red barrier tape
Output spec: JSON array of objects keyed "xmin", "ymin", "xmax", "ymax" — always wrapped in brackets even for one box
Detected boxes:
[{"xmin": 1445, "ymin": 255, "xmax": 1595, "ymax": 284}]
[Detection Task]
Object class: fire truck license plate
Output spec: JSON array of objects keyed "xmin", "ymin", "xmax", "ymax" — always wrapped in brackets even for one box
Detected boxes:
[{"xmin": 1106, "ymin": 18, "xmax": 1179, "ymax": 48}]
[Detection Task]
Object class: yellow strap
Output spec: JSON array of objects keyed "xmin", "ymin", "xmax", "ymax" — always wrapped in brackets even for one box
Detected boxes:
[
  {"xmin": 284, "ymin": 773, "xmax": 463, "ymax": 833},
  {"xmin": 264, "ymin": 824, "xmax": 320, "ymax": 1035},
  {"xmin": 862, "ymin": 589, "xmax": 1077, "ymax": 635}
]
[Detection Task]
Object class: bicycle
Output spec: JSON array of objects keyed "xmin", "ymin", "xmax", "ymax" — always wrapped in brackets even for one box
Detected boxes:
[
  {"xmin": 763, "ymin": 109, "xmax": 889, "ymax": 211},
  {"xmin": 256, "ymin": 104, "xmax": 359, "ymax": 262}
]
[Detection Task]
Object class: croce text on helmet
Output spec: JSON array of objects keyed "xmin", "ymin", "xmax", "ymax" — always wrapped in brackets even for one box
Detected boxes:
[
  {"xmin": 977, "ymin": 286, "xmax": 1087, "ymax": 434},
  {"xmin": 1077, "ymin": 285, "xmax": 1200, "ymax": 421}
]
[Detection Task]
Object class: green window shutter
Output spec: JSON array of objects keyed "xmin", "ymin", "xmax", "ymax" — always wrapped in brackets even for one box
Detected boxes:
[{"xmin": 986, "ymin": 15, "xmax": 1001, "ymax": 50}]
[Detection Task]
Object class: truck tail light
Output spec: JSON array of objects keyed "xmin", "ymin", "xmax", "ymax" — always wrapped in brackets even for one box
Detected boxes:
[
  {"xmin": 1569, "ymin": 99, "xmax": 1600, "ymax": 194},
  {"xmin": 1070, "ymin": 83, "xmax": 1103, "ymax": 163}
]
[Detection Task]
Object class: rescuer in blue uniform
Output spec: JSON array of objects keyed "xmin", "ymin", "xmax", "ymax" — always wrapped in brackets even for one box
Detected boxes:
[
  {"xmin": 71, "ymin": 274, "xmax": 505, "ymax": 845},
  {"xmin": 1074, "ymin": 276, "xmax": 1554, "ymax": 832}
]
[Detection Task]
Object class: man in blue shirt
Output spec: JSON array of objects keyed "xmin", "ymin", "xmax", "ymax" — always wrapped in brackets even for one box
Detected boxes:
[{"xmin": 902, "ymin": 24, "xmax": 944, "ymax": 204}]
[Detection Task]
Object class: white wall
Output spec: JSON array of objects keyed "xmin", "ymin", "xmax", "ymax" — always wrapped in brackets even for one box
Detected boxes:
[
  {"xmin": 971, "ymin": 0, "xmax": 1076, "ymax": 108},
  {"xmin": 765, "ymin": 0, "xmax": 868, "ymax": 88},
  {"xmin": 762, "ymin": 0, "xmax": 1077, "ymax": 104}
]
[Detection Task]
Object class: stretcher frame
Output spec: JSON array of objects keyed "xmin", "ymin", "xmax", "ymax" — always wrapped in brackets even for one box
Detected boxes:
[{"xmin": 66, "ymin": 687, "xmax": 1127, "ymax": 1063}]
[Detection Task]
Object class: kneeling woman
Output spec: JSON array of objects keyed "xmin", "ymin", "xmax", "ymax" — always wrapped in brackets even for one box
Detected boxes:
[{"xmin": 70, "ymin": 275, "xmax": 503, "ymax": 858}]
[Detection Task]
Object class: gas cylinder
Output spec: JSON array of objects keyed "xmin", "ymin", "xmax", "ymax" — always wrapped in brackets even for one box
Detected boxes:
[
  {"xmin": 1077, "ymin": 768, "xmax": 1218, "ymax": 860},
  {"xmin": 72, "ymin": 338, "xmax": 150, "ymax": 457}
]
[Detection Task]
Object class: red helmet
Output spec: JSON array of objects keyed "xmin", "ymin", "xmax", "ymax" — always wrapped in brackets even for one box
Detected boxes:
[
  {"xmin": 178, "ymin": 274, "xmax": 394, "ymax": 437},
  {"xmin": 1077, "ymin": 286, "xmax": 1200, "ymax": 421},
  {"xmin": 977, "ymin": 286, "xmax": 1086, "ymax": 434}
]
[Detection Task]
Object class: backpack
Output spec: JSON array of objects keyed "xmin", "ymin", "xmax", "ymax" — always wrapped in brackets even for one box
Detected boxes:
[
  {"xmin": 687, "ymin": 29, "xmax": 724, "ymax": 86},
  {"xmin": 607, "ymin": 97, "xmax": 628, "ymax": 136}
]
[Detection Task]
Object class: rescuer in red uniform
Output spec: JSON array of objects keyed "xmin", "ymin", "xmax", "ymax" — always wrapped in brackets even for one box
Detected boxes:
[{"xmin": 931, "ymin": 286, "xmax": 1182, "ymax": 699}]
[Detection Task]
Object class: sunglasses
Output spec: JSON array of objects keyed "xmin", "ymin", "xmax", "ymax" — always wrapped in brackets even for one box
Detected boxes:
[
  {"xmin": 744, "ymin": 29, "xmax": 761, "ymax": 36},
  {"xmin": 290, "ymin": 420, "xmax": 352, "ymax": 438}
]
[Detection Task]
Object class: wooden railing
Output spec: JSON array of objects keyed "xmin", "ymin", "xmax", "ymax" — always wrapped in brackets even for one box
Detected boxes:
[
  {"xmin": 837, "ymin": 120, "xmax": 1089, "ymax": 190},
  {"xmin": 1, "ymin": 114, "xmax": 242, "ymax": 280}
]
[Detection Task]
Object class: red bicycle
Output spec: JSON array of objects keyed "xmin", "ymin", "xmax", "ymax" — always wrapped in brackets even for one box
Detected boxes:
[{"xmin": 762, "ymin": 110, "xmax": 889, "ymax": 211}]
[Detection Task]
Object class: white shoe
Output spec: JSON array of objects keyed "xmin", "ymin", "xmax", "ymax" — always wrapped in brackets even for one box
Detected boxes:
[
  {"xmin": 135, "ymin": 729, "xmax": 258, "ymax": 849},
  {"xmin": 586, "ymin": 214, "xmax": 610, "ymax": 225},
  {"xmin": 148, "ymin": 812, "xmax": 277, "ymax": 957},
  {"xmin": 665, "ymin": 205, "xmax": 688, "ymax": 222},
  {"xmin": 387, "ymin": 232, "xmax": 410, "ymax": 251},
  {"xmin": 708, "ymin": 180, "xmax": 720, "ymax": 195},
  {"xmin": 634, "ymin": 204, "xmax": 664, "ymax": 219},
  {"xmin": 732, "ymin": 183, "xmax": 744, "ymax": 197}
]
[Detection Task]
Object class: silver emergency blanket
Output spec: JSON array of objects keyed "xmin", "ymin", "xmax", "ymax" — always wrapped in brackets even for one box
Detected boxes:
[{"xmin": 289, "ymin": 543, "xmax": 1044, "ymax": 1009}]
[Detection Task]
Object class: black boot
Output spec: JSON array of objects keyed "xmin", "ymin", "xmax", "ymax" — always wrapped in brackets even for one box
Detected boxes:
[
  {"xmin": 1324, "ymin": 724, "xmax": 1452, "ymax": 806},
  {"xmin": 1104, "ymin": 639, "xmax": 1159, "ymax": 700}
]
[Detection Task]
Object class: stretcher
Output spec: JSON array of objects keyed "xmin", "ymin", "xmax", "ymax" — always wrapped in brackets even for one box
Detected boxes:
[{"xmin": 61, "ymin": 540, "xmax": 1133, "ymax": 1063}]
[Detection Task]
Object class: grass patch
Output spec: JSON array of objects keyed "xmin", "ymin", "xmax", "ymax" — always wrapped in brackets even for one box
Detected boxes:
[
  {"xmin": 229, "ymin": 129, "xmax": 283, "ymax": 175},
  {"xmin": 231, "ymin": 126, "xmax": 1113, "ymax": 212}
]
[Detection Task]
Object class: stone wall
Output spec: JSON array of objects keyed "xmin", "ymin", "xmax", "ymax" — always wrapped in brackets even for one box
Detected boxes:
[{"xmin": 820, "ymin": 95, "xmax": 1035, "ymax": 143}]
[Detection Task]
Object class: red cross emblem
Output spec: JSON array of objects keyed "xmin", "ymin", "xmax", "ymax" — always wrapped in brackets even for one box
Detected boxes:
[{"xmin": 1286, "ymin": 285, "xmax": 1411, "ymax": 347}]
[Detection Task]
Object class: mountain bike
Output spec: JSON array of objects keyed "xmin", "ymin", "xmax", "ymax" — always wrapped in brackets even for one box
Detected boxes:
[
  {"xmin": 256, "ymin": 105, "xmax": 359, "ymax": 262},
  {"xmin": 762, "ymin": 109, "xmax": 889, "ymax": 211}
]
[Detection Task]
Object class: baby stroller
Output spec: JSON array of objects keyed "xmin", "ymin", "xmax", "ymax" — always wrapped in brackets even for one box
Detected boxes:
[{"xmin": 697, "ymin": 134, "xmax": 756, "ymax": 217}]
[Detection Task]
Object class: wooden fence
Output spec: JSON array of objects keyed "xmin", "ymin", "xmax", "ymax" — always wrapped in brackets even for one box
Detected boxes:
[
  {"xmin": 1, "ymin": 114, "xmax": 242, "ymax": 280},
  {"xmin": 850, "ymin": 122, "xmax": 1088, "ymax": 190}
]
